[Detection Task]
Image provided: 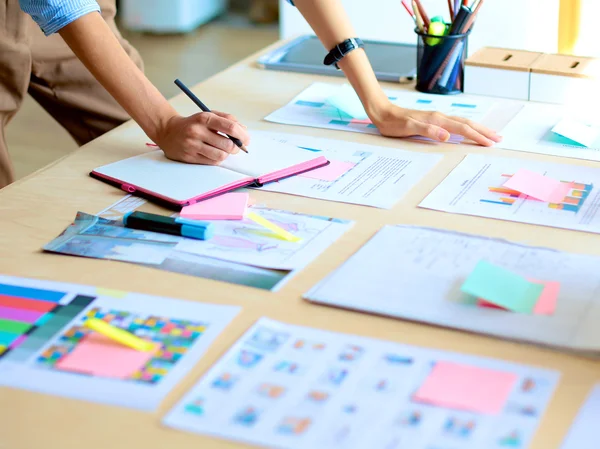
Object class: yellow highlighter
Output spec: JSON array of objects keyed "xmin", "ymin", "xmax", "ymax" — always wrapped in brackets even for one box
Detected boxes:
[
  {"xmin": 426, "ymin": 21, "xmax": 447, "ymax": 46},
  {"xmin": 84, "ymin": 318, "xmax": 155, "ymax": 352},
  {"xmin": 246, "ymin": 211, "xmax": 301, "ymax": 243}
]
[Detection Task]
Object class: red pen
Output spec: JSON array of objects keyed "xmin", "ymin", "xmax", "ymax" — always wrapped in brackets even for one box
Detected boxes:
[{"xmin": 401, "ymin": 0, "xmax": 416, "ymax": 22}]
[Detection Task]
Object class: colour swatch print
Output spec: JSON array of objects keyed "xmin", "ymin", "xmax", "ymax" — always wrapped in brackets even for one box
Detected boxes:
[
  {"xmin": 38, "ymin": 307, "xmax": 207, "ymax": 382},
  {"xmin": 163, "ymin": 318, "xmax": 559, "ymax": 449},
  {"xmin": 0, "ymin": 282, "xmax": 92, "ymax": 362},
  {"xmin": 0, "ymin": 275, "xmax": 240, "ymax": 410}
]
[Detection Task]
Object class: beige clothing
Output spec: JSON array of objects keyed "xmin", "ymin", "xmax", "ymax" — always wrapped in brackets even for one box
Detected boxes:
[{"xmin": 0, "ymin": 0, "xmax": 143, "ymax": 188}]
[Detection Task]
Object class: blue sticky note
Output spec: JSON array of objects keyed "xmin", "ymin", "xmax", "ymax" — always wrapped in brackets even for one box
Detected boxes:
[{"xmin": 460, "ymin": 261, "xmax": 544, "ymax": 314}]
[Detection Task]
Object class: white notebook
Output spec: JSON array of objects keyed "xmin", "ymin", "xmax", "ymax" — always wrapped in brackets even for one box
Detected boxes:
[{"xmin": 91, "ymin": 132, "xmax": 328, "ymax": 208}]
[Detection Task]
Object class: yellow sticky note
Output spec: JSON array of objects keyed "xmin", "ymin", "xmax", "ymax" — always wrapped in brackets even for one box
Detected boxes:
[
  {"xmin": 96, "ymin": 288, "xmax": 128, "ymax": 299},
  {"xmin": 246, "ymin": 212, "xmax": 301, "ymax": 243},
  {"xmin": 84, "ymin": 318, "xmax": 155, "ymax": 352}
]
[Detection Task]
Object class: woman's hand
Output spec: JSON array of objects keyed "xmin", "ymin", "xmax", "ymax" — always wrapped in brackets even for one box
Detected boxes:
[
  {"xmin": 368, "ymin": 101, "xmax": 502, "ymax": 147},
  {"xmin": 153, "ymin": 111, "xmax": 250, "ymax": 165}
]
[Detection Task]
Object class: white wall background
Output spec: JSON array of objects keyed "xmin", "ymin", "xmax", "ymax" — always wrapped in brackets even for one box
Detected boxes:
[
  {"xmin": 574, "ymin": 0, "xmax": 600, "ymax": 57},
  {"xmin": 279, "ymin": 0, "xmax": 560, "ymax": 56}
]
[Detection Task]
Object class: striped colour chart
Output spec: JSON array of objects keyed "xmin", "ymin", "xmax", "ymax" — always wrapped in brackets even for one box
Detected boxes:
[
  {"xmin": 0, "ymin": 283, "xmax": 93, "ymax": 361},
  {"xmin": 0, "ymin": 275, "xmax": 240, "ymax": 410}
]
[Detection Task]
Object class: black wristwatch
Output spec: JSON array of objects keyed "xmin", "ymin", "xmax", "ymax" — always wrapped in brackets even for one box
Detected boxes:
[{"xmin": 324, "ymin": 37, "xmax": 365, "ymax": 69}]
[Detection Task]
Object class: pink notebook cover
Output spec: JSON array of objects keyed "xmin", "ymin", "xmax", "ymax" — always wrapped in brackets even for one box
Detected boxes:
[{"xmin": 90, "ymin": 156, "xmax": 329, "ymax": 209}]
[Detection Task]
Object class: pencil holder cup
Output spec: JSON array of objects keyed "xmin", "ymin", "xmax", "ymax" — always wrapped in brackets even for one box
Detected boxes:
[{"xmin": 415, "ymin": 28, "xmax": 470, "ymax": 95}]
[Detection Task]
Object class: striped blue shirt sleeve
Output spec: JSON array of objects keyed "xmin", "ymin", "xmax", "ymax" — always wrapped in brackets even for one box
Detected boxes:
[{"xmin": 19, "ymin": 0, "xmax": 101, "ymax": 36}]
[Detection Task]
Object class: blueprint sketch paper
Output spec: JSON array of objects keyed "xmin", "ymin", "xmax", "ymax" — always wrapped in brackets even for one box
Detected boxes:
[
  {"xmin": 305, "ymin": 225, "xmax": 600, "ymax": 354},
  {"xmin": 561, "ymin": 384, "xmax": 600, "ymax": 449}
]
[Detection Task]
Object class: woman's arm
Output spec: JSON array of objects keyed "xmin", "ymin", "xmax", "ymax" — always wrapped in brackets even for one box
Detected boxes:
[
  {"xmin": 292, "ymin": 0, "xmax": 501, "ymax": 146},
  {"xmin": 58, "ymin": 12, "xmax": 249, "ymax": 164}
]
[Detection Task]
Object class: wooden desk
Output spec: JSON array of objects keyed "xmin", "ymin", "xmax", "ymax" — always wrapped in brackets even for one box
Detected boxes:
[{"xmin": 2, "ymin": 42, "xmax": 599, "ymax": 449}]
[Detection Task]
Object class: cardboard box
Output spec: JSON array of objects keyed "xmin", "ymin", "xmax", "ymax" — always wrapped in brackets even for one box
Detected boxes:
[
  {"xmin": 530, "ymin": 54, "xmax": 600, "ymax": 104},
  {"xmin": 465, "ymin": 48, "xmax": 543, "ymax": 100}
]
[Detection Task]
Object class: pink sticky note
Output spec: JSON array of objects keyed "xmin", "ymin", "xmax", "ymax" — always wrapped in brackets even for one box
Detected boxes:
[
  {"xmin": 503, "ymin": 169, "xmax": 573, "ymax": 203},
  {"xmin": 413, "ymin": 361, "xmax": 517, "ymax": 414},
  {"xmin": 532, "ymin": 280, "xmax": 560, "ymax": 315},
  {"xmin": 350, "ymin": 118, "xmax": 373, "ymax": 125},
  {"xmin": 477, "ymin": 279, "xmax": 559, "ymax": 316},
  {"xmin": 300, "ymin": 160, "xmax": 356, "ymax": 182},
  {"xmin": 55, "ymin": 333, "xmax": 157, "ymax": 379},
  {"xmin": 181, "ymin": 192, "xmax": 249, "ymax": 220}
]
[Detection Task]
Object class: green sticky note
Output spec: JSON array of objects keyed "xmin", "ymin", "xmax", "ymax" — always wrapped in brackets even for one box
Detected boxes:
[
  {"xmin": 326, "ymin": 84, "xmax": 369, "ymax": 120},
  {"xmin": 461, "ymin": 261, "xmax": 544, "ymax": 314}
]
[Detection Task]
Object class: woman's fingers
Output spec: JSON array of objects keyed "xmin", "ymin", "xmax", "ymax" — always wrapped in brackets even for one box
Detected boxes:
[
  {"xmin": 403, "ymin": 118, "xmax": 451, "ymax": 142},
  {"xmin": 423, "ymin": 112, "xmax": 496, "ymax": 146},
  {"xmin": 194, "ymin": 112, "xmax": 250, "ymax": 146}
]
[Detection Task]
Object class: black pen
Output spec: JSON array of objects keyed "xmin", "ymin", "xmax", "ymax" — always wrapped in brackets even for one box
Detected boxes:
[{"xmin": 174, "ymin": 79, "xmax": 248, "ymax": 153}]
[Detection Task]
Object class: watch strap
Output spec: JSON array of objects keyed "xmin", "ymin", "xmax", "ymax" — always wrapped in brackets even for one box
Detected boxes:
[{"xmin": 323, "ymin": 38, "xmax": 365, "ymax": 69}]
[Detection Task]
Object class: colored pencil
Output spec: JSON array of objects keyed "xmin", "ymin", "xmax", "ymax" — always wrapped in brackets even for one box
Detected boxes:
[
  {"xmin": 413, "ymin": 0, "xmax": 430, "ymax": 30},
  {"xmin": 412, "ymin": 0, "xmax": 425, "ymax": 32},
  {"xmin": 426, "ymin": 1, "xmax": 484, "ymax": 91},
  {"xmin": 401, "ymin": 0, "xmax": 416, "ymax": 22},
  {"xmin": 461, "ymin": 0, "xmax": 484, "ymax": 32},
  {"xmin": 468, "ymin": 0, "xmax": 485, "ymax": 23},
  {"xmin": 447, "ymin": 0, "xmax": 454, "ymax": 20}
]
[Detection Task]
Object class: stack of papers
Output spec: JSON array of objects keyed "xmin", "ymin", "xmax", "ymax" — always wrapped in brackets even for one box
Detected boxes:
[{"xmin": 305, "ymin": 225, "xmax": 600, "ymax": 354}]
